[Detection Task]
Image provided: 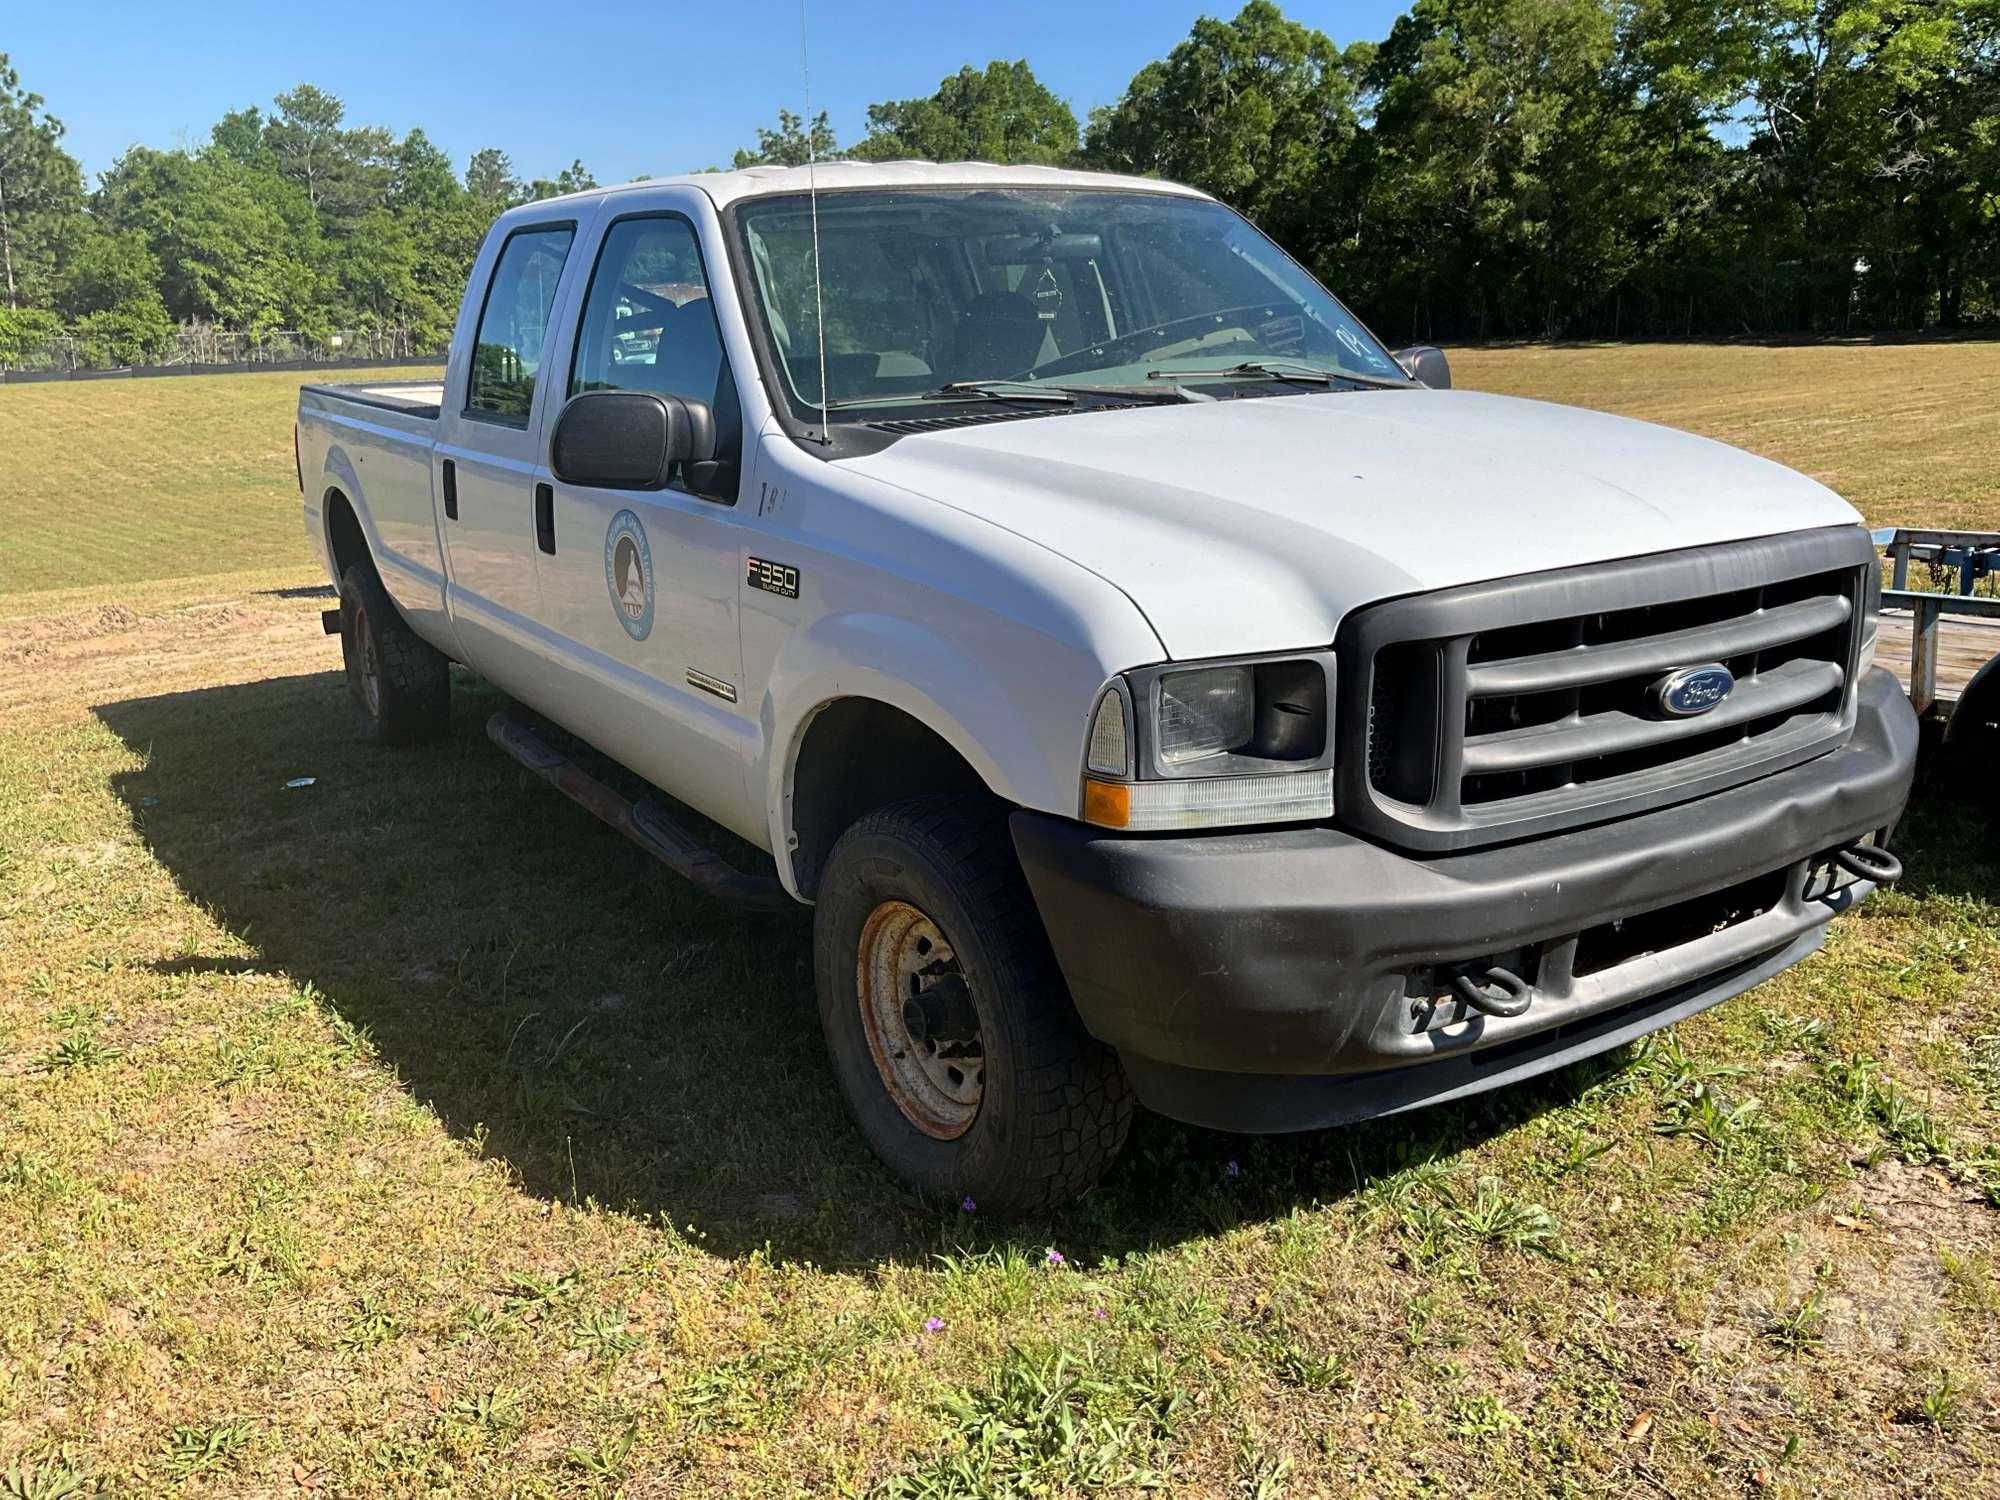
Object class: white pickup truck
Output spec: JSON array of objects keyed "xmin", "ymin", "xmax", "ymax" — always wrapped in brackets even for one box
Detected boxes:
[{"xmin": 298, "ymin": 161, "xmax": 1917, "ymax": 1211}]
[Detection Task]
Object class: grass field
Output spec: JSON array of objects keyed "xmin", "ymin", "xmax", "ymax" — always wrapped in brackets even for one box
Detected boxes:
[
  {"xmin": 1, "ymin": 347, "xmax": 1997, "ymax": 1496},
  {"xmin": 0, "ymin": 366, "xmax": 441, "ymax": 604},
  {"xmin": 1451, "ymin": 341, "xmax": 2000, "ymax": 537}
]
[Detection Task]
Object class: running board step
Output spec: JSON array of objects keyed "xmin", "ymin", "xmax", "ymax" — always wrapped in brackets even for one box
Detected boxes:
[{"xmin": 486, "ymin": 709, "xmax": 792, "ymax": 910}]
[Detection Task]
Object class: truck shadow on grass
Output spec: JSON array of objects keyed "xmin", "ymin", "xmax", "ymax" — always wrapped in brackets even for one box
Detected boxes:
[{"xmin": 94, "ymin": 669, "xmax": 1987, "ymax": 1270}]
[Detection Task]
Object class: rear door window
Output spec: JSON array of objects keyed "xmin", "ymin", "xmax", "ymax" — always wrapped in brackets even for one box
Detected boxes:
[{"xmin": 466, "ymin": 225, "xmax": 576, "ymax": 424}]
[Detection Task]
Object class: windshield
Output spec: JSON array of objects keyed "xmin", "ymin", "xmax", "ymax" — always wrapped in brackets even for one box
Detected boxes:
[{"xmin": 732, "ymin": 188, "xmax": 1402, "ymax": 417}]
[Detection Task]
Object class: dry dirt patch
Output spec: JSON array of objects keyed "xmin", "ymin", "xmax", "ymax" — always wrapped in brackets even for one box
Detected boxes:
[
  {"xmin": 1697, "ymin": 1158, "xmax": 1999, "ymax": 1440},
  {"xmin": 0, "ymin": 585, "xmax": 334, "ymax": 714}
]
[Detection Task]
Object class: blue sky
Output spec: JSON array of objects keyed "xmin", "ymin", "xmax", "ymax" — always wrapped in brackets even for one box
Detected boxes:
[{"xmin": 9, "ymin": 1, "xmax": 1412, "ymax": 189}]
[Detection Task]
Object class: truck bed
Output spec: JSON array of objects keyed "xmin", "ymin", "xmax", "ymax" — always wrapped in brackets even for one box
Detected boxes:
[
  {"xmin": 298, "ymin": 380, "xmax": 445, "ymax": 613},
  {"xmin": 300, "ymin": 380, "xmax": 443, "ymax": 420}
]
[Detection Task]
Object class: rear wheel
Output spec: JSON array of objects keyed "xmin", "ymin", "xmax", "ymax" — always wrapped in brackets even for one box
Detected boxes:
[
  {"xmin": 814, "ymin": 795, "xmax": 1133, "ymax": 1213},
  {"xmin": 339, "ymin": 561, "xmax": 449, "ymax": 745}
]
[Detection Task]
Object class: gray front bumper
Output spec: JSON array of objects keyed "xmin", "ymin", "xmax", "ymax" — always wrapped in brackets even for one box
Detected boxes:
[{"xmin": 1011, "ymin": 669, "xmax": 1919, "ymax": 1133}]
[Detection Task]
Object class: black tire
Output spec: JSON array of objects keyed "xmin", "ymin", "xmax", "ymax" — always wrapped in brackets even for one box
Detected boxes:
[
  {"xmin": 338, "ymin": 560, "xmax": 449, "ymax": 745},
  {"xmin": 1942, "ymin": 688, "xmax": 1998, "ymax": 813},
  {"xmin": 813, "ymin": 794, "xmax": 1133, "ymax": 1214}
]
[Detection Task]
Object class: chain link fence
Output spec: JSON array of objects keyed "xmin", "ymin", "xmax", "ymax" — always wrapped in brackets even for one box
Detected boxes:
[{"xmin": 1, "ymin": 325, "xmax": 442, "ymax": 379}]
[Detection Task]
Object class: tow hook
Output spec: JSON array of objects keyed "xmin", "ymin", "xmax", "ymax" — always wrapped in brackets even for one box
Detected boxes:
[
  {"xmin": 1834, "ymin": 842, "xmax": 1902, "ymax": 884},
  {"xmin": 1451, "ymin": 964, "xmax": 1534, "ymax": 1019}
]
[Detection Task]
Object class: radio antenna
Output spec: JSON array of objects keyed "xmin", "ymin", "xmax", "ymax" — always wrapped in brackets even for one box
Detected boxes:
[{"xmin": 801, "ymin": 0, "xmax": 830, "ymax": 443}]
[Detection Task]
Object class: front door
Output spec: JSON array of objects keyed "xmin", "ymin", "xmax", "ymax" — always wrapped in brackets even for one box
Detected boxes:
[
  {"xmin": 532, "ymin": 208, "xmax": 760, "ymax": 841},
  {"xmin": 436, "ymin": 220, "xmax": 580, "ymax": 686}
]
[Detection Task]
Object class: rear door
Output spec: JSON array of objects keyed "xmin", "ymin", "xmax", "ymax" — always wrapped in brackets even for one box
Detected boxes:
[
  {"xmin": 436, "ymin": 220, "xmax": 582, "ymax": 683},
  {"xmin": 531, "ymin": 205, "xmax": 761, "ymax": 839}
]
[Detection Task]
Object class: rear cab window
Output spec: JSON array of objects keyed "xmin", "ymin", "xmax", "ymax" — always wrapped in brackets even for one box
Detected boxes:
[{"xmin": 466, "ymin": 225, "xmax": 578, "ymax": 425}]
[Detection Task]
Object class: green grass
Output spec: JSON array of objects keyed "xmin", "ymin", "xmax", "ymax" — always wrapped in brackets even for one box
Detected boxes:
[
  {"xmin": 0, "ymin": 365, "xmax": 440, "ymax": 599},
  {"xmin": 3, "ymin": 340, "xmax": 1997, "ymax": 604},
  {"xmin": 1, "ymin": 348, "xmax": 1997, "ymax": 1493}
]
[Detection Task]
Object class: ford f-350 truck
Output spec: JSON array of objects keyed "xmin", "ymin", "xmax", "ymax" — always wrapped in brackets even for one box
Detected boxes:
[{"xmin": 297, "ymin": 161, "xmax": 1917, "ymax": 1211}]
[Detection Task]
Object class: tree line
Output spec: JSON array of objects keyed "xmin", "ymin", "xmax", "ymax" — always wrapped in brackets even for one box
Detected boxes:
[
  {"xmin": 2, "ymin": 0, "xmax": 1995, "ymax": 367},
  {"xmin": 0, "ymin": 71, "xmax": 599, "ymax": 365}
]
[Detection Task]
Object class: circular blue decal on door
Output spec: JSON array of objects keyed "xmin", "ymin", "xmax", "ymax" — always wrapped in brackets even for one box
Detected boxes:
[{"xmin": 604, "ymin": 509, "xmax": 655, "ymax": 641}]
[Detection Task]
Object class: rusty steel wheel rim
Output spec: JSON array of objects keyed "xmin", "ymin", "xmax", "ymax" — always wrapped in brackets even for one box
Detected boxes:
[
  {"xmin": 353, "ymin": 605, "xmax": 382, "ymax": 717},
  {"xmin": 855, "ymin": 900, "xmax": 984, "ymax": 1140}
]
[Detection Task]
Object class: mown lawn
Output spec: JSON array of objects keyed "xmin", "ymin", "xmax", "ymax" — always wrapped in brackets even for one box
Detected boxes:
[
  {"xmin": 1, "ymin": 347, "xmax": 1997, "ymax": 1496},
  {"xmin": 0, "ymin": 366, "xmax": 440, "ymax": 602},
  {"xmin": 2, "ymin": 338, "xmax": 1997, "ymax": 604},
  {"xmin": 1453, "ymin": 340, "xmax": 2000, "ymax": 536}
]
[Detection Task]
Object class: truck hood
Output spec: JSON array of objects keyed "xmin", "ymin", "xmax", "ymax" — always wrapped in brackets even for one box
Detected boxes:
[{"xmin": 843, "ymin": 389, "xmax": 1861, "ymax": 660}]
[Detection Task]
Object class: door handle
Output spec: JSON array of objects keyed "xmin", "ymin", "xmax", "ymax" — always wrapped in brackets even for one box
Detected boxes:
[
  {"xmin": 441, "ymin": 459, "xmax": 457, "ymax": 520},
  {"xmin": 534, "ymin": 482, "xmax": 555, "ymax": 555}
]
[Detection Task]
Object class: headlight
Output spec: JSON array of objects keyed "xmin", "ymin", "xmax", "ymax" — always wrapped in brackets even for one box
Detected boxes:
[
  {"xmin": 1857, "ymin": 557, "xmax": 1882, "ymax": 678},
  {"xmin": 1081, "ymin": 652, "xmax": 1335, "ymax": 830},
  {"xmin": 1158, "ymin": 666, "xmax": 1254, "ymax": 764}
]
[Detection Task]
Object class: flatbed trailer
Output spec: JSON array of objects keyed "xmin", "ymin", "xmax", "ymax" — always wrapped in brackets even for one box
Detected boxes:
[
  {"xmin": 1877, "ymin": 601, "xmax": 2000, "ymax": 711},
  {"xmin": 1872, "ymin": 527, "xmax": 1999, "ymax": 789}
]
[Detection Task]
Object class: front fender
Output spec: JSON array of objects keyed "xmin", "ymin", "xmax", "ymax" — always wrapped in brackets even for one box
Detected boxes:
[{"xmin": 760, "ymin": 610, "xmax": 1101, "ymax": 896}]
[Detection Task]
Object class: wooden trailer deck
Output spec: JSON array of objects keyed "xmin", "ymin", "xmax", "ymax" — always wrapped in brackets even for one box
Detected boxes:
[
  {"xmin": 1872, "ymin": 529, "xmax": 2000, "ymax": 719},
  {"xmin": 1878, "ymin": 606, "xmax": 2000, "ymax": 709}
]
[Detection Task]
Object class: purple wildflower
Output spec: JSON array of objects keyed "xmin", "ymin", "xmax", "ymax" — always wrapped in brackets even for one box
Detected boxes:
[
  {"xmin": 1045, "ymin": 1248, "xmax": 1065, "ymax": 1267},
  {"xmin": 1092, "ymin": 1305, "xmax": 1107, "ymax": 1321},
  {"xmin": 1225, "ymin": 1159, "xmax": 1241, "ymax": 1179},
  {"xmin": 923, "ymin": 1317, "xmax": 945, "ymax": 1334},
  {"xmin": 960, "ymin": 1197, "xmax": 977, "ymax": 1213}
]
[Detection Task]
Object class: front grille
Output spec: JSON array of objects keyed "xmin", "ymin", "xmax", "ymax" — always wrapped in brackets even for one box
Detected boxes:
[{"xmin": 1337, "ymin": 528, "xmax": 1874, "ymax": 852}]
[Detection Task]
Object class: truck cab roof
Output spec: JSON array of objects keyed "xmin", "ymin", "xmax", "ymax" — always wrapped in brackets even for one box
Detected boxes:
[{"xmin": 509, "ymin": 159, "xmax": 1214, "ymax": 216}]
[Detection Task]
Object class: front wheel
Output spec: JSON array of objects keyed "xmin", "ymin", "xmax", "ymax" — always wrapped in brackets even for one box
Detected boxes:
[{"xmin": 813, "ymin": 795, "xmax": 1133, "ymax": 1214}]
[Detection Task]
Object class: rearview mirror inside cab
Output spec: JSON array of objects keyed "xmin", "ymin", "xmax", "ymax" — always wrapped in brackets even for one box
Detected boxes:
[{"xmin": 551, "ymin": 391, "xmax": 716, "ymax": 490}]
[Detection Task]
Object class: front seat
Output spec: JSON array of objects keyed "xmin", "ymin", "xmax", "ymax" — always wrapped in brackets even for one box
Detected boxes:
[
  {"xmin": 953, "ymin": 291, "xmax": 1045, "ymax": 381},
  {"xmin": 652, "ymin": 295, "xmax": 723, "ymax": 406},
  {"xmin": 652, "ymin": 295, "xmax": 739, "ymax": 498}
]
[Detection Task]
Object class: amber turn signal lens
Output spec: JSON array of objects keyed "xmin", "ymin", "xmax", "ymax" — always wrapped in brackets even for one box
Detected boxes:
[{"xmin": 1082, "ymin": 778, "xmax": 1131, "ymax": 829}]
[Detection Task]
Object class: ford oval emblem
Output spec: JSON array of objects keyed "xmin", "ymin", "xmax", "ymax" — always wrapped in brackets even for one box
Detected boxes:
[{"xmin": 1651, "ymin": 663, "xmax": 1735, "ymax": 718}]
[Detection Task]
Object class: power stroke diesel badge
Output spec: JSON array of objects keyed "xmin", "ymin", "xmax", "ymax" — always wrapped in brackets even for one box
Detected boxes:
[{"xmin": 605, "ymin": 510, "xmax": 655, "ymax": 641}]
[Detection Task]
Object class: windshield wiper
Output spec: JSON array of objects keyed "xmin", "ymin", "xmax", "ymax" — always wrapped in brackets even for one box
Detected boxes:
[
  {"xmin": 825, "ymin": 378, "xmax": 1200, "ymax": 413},
  {"xmin": 944, "ymin": 379, "xmax": 1207, "ymax": 406},
  {"xmin": 1145, "ymin": 359, "xmax": 1415, "ymax": 391},
  {"xmin": 930, "ymin": 380, "xmax": 1076, "ymax": 404},
  {"xmin": 824, "ymin": 382, "xmax": 1075, "ymax": 412}
]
